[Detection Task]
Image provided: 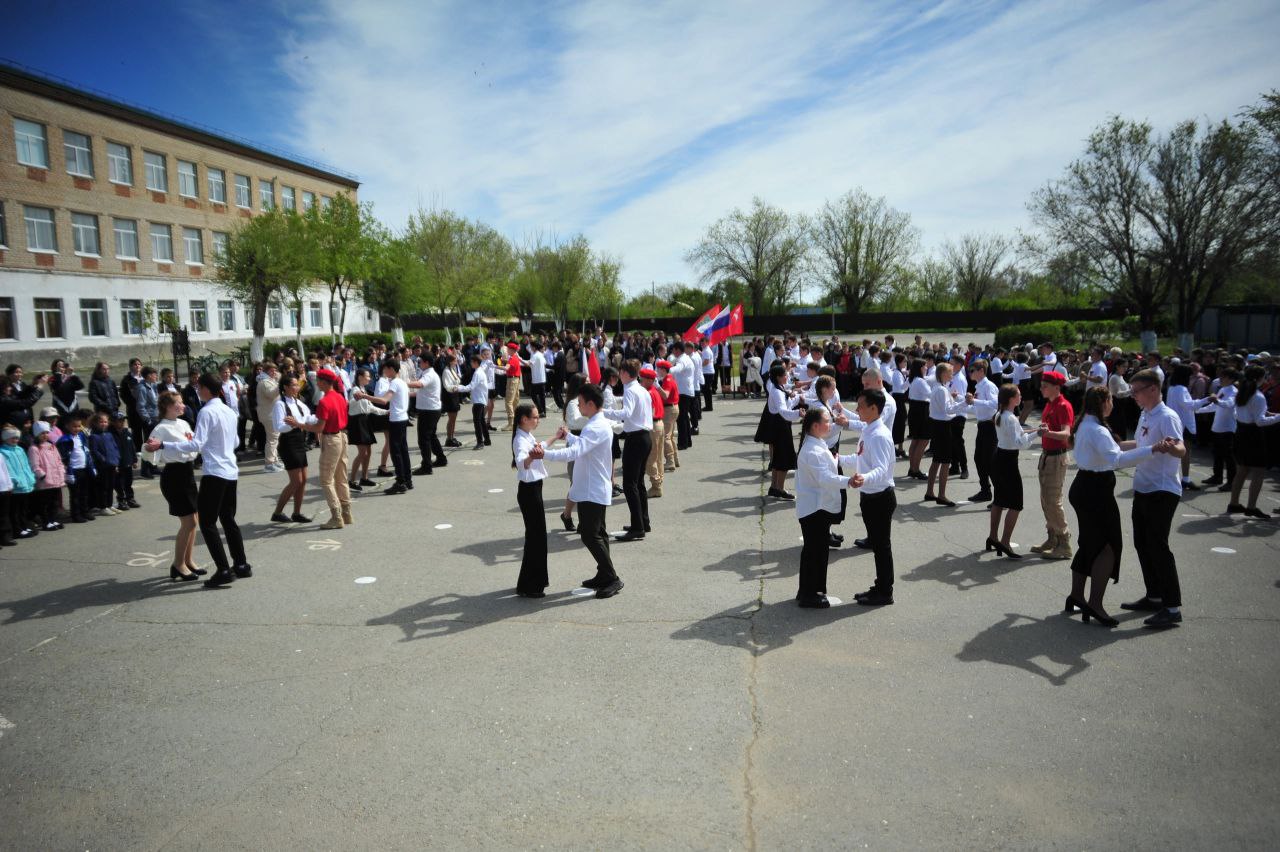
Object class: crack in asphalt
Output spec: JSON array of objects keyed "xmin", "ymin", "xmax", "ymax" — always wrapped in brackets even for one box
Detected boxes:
[{"xmin": 741, "ymin": 444, "xmax": 768, "ymax": 852}]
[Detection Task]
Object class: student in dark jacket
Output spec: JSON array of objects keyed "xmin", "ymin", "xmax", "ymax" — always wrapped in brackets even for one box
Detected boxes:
[
  {"xmin": 110, "ymin": 411, "xmax": 140, "ymax": 510},
  {"xmin": 56, "ymin": 413, "xmax": 97, "ymax": 522},
  {"xmin": 86, "ymin": 411, "xmax": 122, "ymax": 514},
  {"xmin": 180, "ymin": 369, "xmax": 202, "ymax": 428},
  {"xmin": 49, "ymin": 359, "xmax": 85, "ymax": 415},
  {"xmin": 88, "ymin": 362, "xmax": 120, "ymax": 413}
]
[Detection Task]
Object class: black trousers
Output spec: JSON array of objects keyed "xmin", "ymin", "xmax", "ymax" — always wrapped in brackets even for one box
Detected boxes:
[
  {"xmin": 949, "ymin": 416, "xmax": 967, "ymax": 473},
  {"xmin": 677, "ymin": 394, "xmax": 695, "ymax": 448},
  {"xmin": 127, "ymin": 411, "xmax": 144, "ymax": 451},
  {"xmin": 31, "ymin": 489, "xmax": 58, "ymax": 525},
  {"xmin": 718, "ymin": 365, "xmax": 731, "ymax": 389},
  {"xmin": 860, "ymin": 489, "xmax": 897, "ymax": 591},
  {"xmin": 416, "ymin": 410, "xmax": 444, "ymax": 470},
  {"xmin": 1132, "ymin": 490, "xmax": 1181, "ymax": 607},
  {"xmin": 891, "ymin": 393, "xmax": 908, "ymax": 447},
  {"xmin": 197, "ymin": 474, "xmax": 246, "ymax": 571},
  {"xmin": 621, "ymin": 431, "xmax": 652, "ymax": 531},
  {"xmin": 576, "ymin": 501, "xmax": 616, "ymax": 582},
  {"xmin": 701, "ymin": 373, "xmax": 715, "ymax": 411},
  {"xmin": 96, "ymin": 467, "xmax": 116, "ymax": 509},
  {"xmin": 690, "ymin": 389, "xmax": 702, "ymax": 427},
  {"xmin": 974, "ymin": 420, "xmax": 997, "ymax": 491},
  {"xmin": 550, "ymin": 377, "xmax": 566, "ymax": 411},
  {"xmin": 516, "ymin": 480, "xmax": 548, "ymax": 593},
  {"xmin": 798, "ymin": 510, "xmax": 837, "ymax": 600},
  {"xmin": 387, "ymin": 420, "xmax": 412, "ymax": 485},
  {"xmin": 529, "ymin": 383, "xmax": 546, "ymax": 416},
  {"xmin": 471, "ymin": 403, "xmax": 490, "ymax": 444},
  {"xmin": 68, "ymin": 471, "xmax": 93, "ymax": 519},
  {"xmin": 0, "ymin": 491, "xmax": 10, "ymax": 541},
  {"xmin": 115, "ymin": 464, "xmax": 134, "ymax": 502},
  {"xmin": 8, "ymin": 491, "xmax": 28, "ymax": 533},
  {"xmin": 1211, "ymin": 431, "xmax": 1236, "ymax": 482}
]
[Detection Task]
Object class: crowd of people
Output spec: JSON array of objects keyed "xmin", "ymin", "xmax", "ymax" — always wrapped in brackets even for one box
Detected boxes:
[{"xmin": 1, "ymin": 328, "xmax": 1278, "ymax": 623}]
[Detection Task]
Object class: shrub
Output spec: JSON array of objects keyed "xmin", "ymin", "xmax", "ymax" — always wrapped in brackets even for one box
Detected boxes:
[{"xmin": 993, "ymin": 321, "xmax": 1077, "ymax": 350}]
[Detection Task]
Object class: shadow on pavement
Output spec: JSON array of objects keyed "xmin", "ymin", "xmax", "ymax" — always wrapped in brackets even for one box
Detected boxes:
[
  {"xmin": 956, "ymin": 611, "xmax": 1157, "ymax": 686},
  {"xmin": 0, "ymin": 576, "xmax": 195, "ymax": 624},
  {"xmin": 451, "ymin": 534, "xmax": 585, "ymax": 566},
  {"xmin": 366, "ymin": 589, "xmax": 591, "ymax": 642},
  {"xmin": 1177, "ymin": 515, "xmax": 1278, "ymax": 539},
  {"xmin": 900, "ymin": 550, "xmax": 1029, "ymax": 590},
  {"xmin": 671, "ymin": 598, "xmax": 877, "ymax": 655}
]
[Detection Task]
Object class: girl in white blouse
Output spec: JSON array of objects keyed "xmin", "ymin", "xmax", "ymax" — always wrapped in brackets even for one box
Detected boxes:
[
  {"xmin": 1165, "ymin": 365, "xmax": 1201, "ymax": 491},
  {"xmin": 559, "ymin": 373, "xmax": 591, "ymax": 531},
  {"xmin": 987, "ymin": 384, "xmax": 1038, "ymax": 559},
  {"xmin": 512, "ymin": 403, "xmax": 554, "ymax": 598},
  {"xmin": 270, "ymin": 375, "xmax": 315, "ymax": 524},
  {"xmin": 905, "ymin": 358, "xmax": 932, "ymax": 479},
  {"xmin": 794, "ymin": 406, "xmax": 859, "ymax": 608},
  {"xmin": 1220, "ymin": 365, "xmax": 1280, "ymax": 517}
]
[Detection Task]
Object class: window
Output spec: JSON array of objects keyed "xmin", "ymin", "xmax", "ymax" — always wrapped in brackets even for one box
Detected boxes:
[
  {"xmin": 63, "ymin": 130, "xmax": 93, "ymax": 177},
  {"xmin": 14, "ymin": 119, "xmax": 49, "ymax": 168},
  {"xmin": 309, "ymin": 301, "xmax": 322, "ymax": 327},
  {"xmin": 144, "ymin": 151, "xmax": 167, "ymax": 192},
  {"xmin": 235, "ymin": 174, "xmax": 251, "ymax": 208},
  {"xmin": 149, "ymin": 222, "xmax": 173, "ymax": 262},
  {"xmin": 0, "ymin": 297, "xmax": 14, "ymax": 339},
  {"xmin": 287, "ymin": 307, "xmax": 297, "ymax": 328},
  {"xmin": 329, "ymin": 301, "xmax": 340, "ymax": 326},
  {"xmin": 113, "ymin": 218, "xmax": 139, "ymax": 259},
  {"xmin": 182, "ymin": 227, "xmax": 203, "ymax": 264},
  {"xmin": 259, "ymin": 180, "xmax": 274, "ymax": 210},
  {"xmin": 178, "ymin": 160, "xmax": 198, "ymax": 197},
  {"xmin": 33, "ymin": 297, "xmax": 63, "ymax": 339},
  {"xmin": 211, "ymin": 231, "xmax": 229, "ymax": 262},
  {"xmin": 79, "ymin": 298, "xmax": 108, "ymax": 337},
  {"xmin": 24, "ymin": 206, "xmax": 57, "ymax": 252},
  {"xmin": 244, "ymin": 304, "xmax": 253, "ymax": 330},
  {"xmin": 208, "ymin": 168, "xmax": 226, "ymax": 203},
  {"xmin": 320, "ymin": 195, "xmax": 332, "ymax": 211},
  {"xmin": 71, "ymin": 213, "xmax": 100, "ymax": 255},
  {"xmin": 190, "ymin": 300, "xmax": 209, "ymax": 333},
  {"xmin": 281, "ymin": 186, "xmax": 295, "ymax": 211},
  {"xmin": 268, "ymin": 301, "xmax": 283, "ymax": 329},
  {"xmin": 218, "ymin": 299, "xmax": 235, "ymax": 331},
  {"xmin": 107, "ymin": 142, "xmax": 132, "ymax": 185},
  {"xmin": 120, "ymin": 299, "xmax": 143, "ymax": 335},
  {"xmin": 0, "ymin": 201, "xmax": 6, "ymax": 247},
  {"xmin": 155, "ymin": 299, "xmax": 178, "ymax": 332},
  {"xmin": 302, "ymin": 190, "xmax": 315, "ymax": 212}
]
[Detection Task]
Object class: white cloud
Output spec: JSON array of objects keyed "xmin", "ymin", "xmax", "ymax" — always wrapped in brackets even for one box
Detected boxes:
[{"xmin": 277, "ymin": 0, "xmax": 1280, "ymax": 295}]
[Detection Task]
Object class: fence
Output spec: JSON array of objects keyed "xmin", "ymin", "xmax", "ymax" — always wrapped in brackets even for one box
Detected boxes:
[{"xmin": 1196, "ymin": 305, "xmax": 1280, "ymax": 350}]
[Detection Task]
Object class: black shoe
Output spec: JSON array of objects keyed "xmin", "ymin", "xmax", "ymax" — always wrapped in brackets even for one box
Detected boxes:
[
  {"xmin": 828, "ymin": 534, "xmax": 841, "ymax": 549},
  {"xmin": 15, "ymin": 529, "xmax": 36, "ymax": 539},
  {"xmin": 445, "ymin": 438, "xmax": 462, "ymax": 448},
  {"xmin": 233, "ymin": 564, "xmax": 253, "ymax": 579},
  {"xmin": 0, "ymin": 538, "xmax": 14, "ymax": 547},
  {"xmin": 853, "ymin": 538, "xmax": 871, "ymax": 549},
  {"xmin": 855, "ymin": 590, "xmax": 894, "ymax": 606},
  {"xmin": 187, "ymin": 565, "xmax": 208, "ymax": 576},
  {"xmin": 349, "ymin": 481, "xmax": 363, "ymax": 492},
  {"xmin": 595, "ymin": 579, "xmax": 624, "ymax": 598},
  {"xmin": 622, "ymin": 525, "xmax": 652, "ymax": 533},
  {"xmin": 204, "ymin": 569, "xmax": 236, "ymax": 588},
  {"xmin": 127, "ymin": 498, "xmax": 141, "ymax": 509},
  {"xmin": 1243, "ymin": 507, "xmax": 1270, "ymax": 519},
  {"xmin": 907, "ymin": 470, "xmax": 927, "ymax": 480},
  {"xmin": 969, "ymin": 491, "xmax": 992, "ymax": 503},
  {"xmin": 359, "ymin": 478, "xmax": 377, "ymax": 487},
  {"xmin": 1182, "ymin": 481, "xmax": 1200, "ymax": 491},
  {"xmin": 414, "ymin": 466, "xmax": 432, "ymax": 475},
  {"xmin": 560, "ymin": 513, "xmax": 576, "ymax": 532},
  {"xmin": 376, "ymin": 467, "xmax": 394, "ymax": 478},
  {"xmin": 1226, "ymin": 503, "xmax": 1246, "ymax": 513},
  {"xmin": 797, "ymin": 594, "xmax": 831, "ymax": 609},
  {"xmin": 385, "ymin": 484, "xmax": 407, "ymax": 496},
  {"xmin": 994, "ymin": 540, "xmax": 1023, "ymax": 560},
  {"xmin": 612, "ymin": 485, "xmax": 624, "ymax": 496},
  {"xmin": 831, "ymin": 533, "xmax": 844, "ymax": 543},
  {"xmin": 404, "ymin": 481, "xmax": 415, "ymax": 490},
  {"xmin": 516, "ymin": 589, "xmax": 547, "ymax": 598},
  {"xmin": 1078, "ymin": 600, "xmax": 1118, "ymax": 627},
  {"xmin": 767, "ymin": 488, "xmax": 795, "ymax": 500},
  {"xmin": 615, "ymin": 531, "xmax": 645, "ymax": 542},
  {"xmin": 1200, "ymin": 476, "xmax": 1222, "ymax": 485},
  {"xmin": 169, "ymin": 564, "xmax": 199, "ymax": 582},
  {"xmin": 1063, "ymin": 596, "xmax": 1082, "ymax": 614},
  {"xmin": 581, "ymin": 575, "xmax": 608, "ymax": 589},
  {"xmin": 117, "ymin": 501, "xmax": 130, "ymax": 511},
  {"xmin": 484, "ymin": 438, "xmax": 492, "ymax": 446},
  {"xmin": 934, "ymin": 497, "xmax": 956, "ymax": 507},
  {"xmin": 1119, "ymin": 596, "xmax": 1163, "ymax": 612},
  {"xmin": 271, "ymin": 512, "xmax": 291, "ymax": 523},
  {"xmin": 291, "ymin": 513, "xmax": 311, "ymax": 523},
  {"xmin": 1143, "ymin": 608, "xmax": 1182, "ymax": 629},
  {"xmin": 434, "ymin": 457, "xmax": 448, "ymax": 468},
  {"xmin": 1216, "ymin": 483, "xmax": 1232, "ymax": 493}
]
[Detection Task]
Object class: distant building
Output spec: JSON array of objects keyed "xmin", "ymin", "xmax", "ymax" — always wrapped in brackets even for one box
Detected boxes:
[{"xmin": 0, "ymin": 63, "xmax": 378, "ymax": 367}]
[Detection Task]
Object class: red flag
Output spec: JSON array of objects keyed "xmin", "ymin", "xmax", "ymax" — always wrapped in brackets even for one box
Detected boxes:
[
  {"xmin": 585, "ymin": 347, "xmax": 602, "ymax": 385},
  {"xmin": 708, "ymin": 303, "xmax": 745, "ymax": 346},
  {"xmin": 683, "ymin": 304, "xmax": 721, "ymax": 344}
]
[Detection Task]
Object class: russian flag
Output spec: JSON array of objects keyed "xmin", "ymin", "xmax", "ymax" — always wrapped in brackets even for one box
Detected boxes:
[
  {"xmin": 706, "ymin": 303, "xmax": 745, "ymax": 346},
  {"xmin": 683, "ymin": 304, "xmax": 721, "ymax": 343}
]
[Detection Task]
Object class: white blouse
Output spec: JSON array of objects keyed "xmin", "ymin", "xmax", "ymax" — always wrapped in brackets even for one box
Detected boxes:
[
  {"xmin": 1165, "ymin": 385, "xmax": 1198, "ymax": 433},
  {"xmin": 272, "ymin": 396, "xmax": 314, "ymax": 433},
  {"xmin": 929, "ymin": 382, "xmax": 965, "ymax": 421},
  {"xmin": 1072, "ymin": 415, "xmax": 1151, "ymax": 472},
  {"xmin": 1230, "ymin": 390, "xmax": 1280, "ymax": 427},
  {"xmin": 767, "ymin": 381, "xmax": 803, "ymax": 422},
  {"xmin": 908, "ymin": 376, "xmax": 931, "ymax": 402},
  {"xmin": 512, "ymin": 429, "xmax": 548, "ymax": 483},
  {"xmin": 146, "ymin": 418, "xmax": 198, "ymax": 466},
  {"xmin": 795, "ymin": 435, "xmax": 853, "ymax": 519},
  {"xmin": 995, "ymin": 410, "xmax": 1036, "ymax": 451}
]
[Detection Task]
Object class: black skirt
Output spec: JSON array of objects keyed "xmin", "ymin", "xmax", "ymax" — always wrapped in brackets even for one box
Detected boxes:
[
  {"xmin": 441, "ymin": 389, "xmax": 461, "ymax": 413},
  {"xmin": 1235, "ymin": 422, "xmax": 1265, "ymax": 467},
  {"xmin": 347, "ymin": 412, "xmax": 377, "ymax": 446},
  {"xmin": 770, "ymin": 414, "xmax": 797, "ymax": 471},
  {"xmin": 1068, "ymin": 469, "xmax": 1122, "ymax": 582},
  {"xmin": 929, "ymin": 418, "xmax": 953, "ymax": 464},
  {"xmin": 160, "ymin": 462, "xmax": 198, "ymax": 517},
  {"xmin": 278, "ymin": 430, "xmax": 309, "ymax": 470},
  {"xmin": 908, "ymin": 399, "xmax": 931, "ymax": 440},
  {"xmin": 991, "ymin": 448, "xmax": 1023, "ymax": 511},
  {"xmin": 754, "ymin": 402, "xmax": 772, "ymax": 444}
]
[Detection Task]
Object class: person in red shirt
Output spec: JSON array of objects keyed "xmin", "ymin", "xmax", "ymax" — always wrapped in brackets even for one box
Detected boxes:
[
  {"xmin": 502, "ymin": 341, "xmax": 524, "ymax": 431},
  {"xmin": 656, "ymin": 360, "xmax": 681, "ymax": 471},
  {"xmin": 1030, "ymin": 371, "xmax": 1074, "ymax": 559},
  {"xmin": 640, "ymin": 367, "xmax": 666, "ymax": 497},
  {"xmin": 291, "ymin": 369, "xmax": 352, "ymax": 530}
]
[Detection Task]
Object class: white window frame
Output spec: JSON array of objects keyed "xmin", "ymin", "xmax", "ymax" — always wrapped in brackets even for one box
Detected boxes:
[
  {"xmin": 211, "ymin": 231, "xmax": 229, "ymax": 263},
  {"xmin": 259, "ymin": 180, "xmax": 274, "ymax": 210},
  {"xmin": 120, "ymin": 298, "xmax": 144, "ymax": 335},
  {"xmin": 63, "ymin": 130, "xmax": 94, "ymax": 178},
  {"xmin": 281, "ymin": 186, "xmax": 295, "ymax": 211},
  {"xmin": 302, "ymin": 190, "xmax": 315, "ymax": 213},
  {"xmin": 309, "ymin": 301, "xmax": 323, "ymax": 328},
  {"xmin": 150, "ymin": 222, "xmax": 173, "ymax": 262},
  {"xmin": 14, "ymin": 118, "xmax": 49, "ymax": 168},
  {"xmin": 113, "ymin": 218, "xmax": 139, "ymax": 260},
  {"xmin": 0, "ymin": 201, "xmax": 7, "ymax": 248},
  {"xmin": 182, "ymin": 227, "xmax": 204, "ymax": 265},
  {"xmin": 33, "ymin": 297, "xmax": 64, "ymax": 339},
  {"xmin": 0, "ymin": 297, "xmax": 15, "ymax": 340},
  {"xmin": 24, "ymin": 205, "xmax": 57, "ymax": 253},
  {"xmin": 208, "ymin": 168, "xmax": 226, "ymax": 204},
  {"xmin": 321, "ymin": 196, "xmax": 332, "ymax": 211},
  {"xmin": 107, "ymin": 141, "xmax": 133, "ymax": 185},
  {"xmin": 234, "ymin": 174, "xmax": 251, "ymax": 208},
  {"xmin": 268, "ymin": 300, "xmax": 283, "ymax": 329},
  {"xmin": 177, "ymin": 160, "xmax": 198, "ymax": 198},
  {"xmin": 71, "ymin": 212, "xmax": 101, "ymax": 256},
  {"xmin": 144, "ymin": 151, "xmax": 168, "ymax": 192},
  {"xmin": 218, "ymin": 299, "xmax": 235, "ymax": 331},
  {"xmin": 79, "ymin": 298, "xmax": 108, "ymax": 337},
  {"xmin": 155, "ymin": 299, "xmax": 179, "ymax": 333},
  {"xmin": 190, "ymin": 299, "xmax": 209, "ymax": 333}
]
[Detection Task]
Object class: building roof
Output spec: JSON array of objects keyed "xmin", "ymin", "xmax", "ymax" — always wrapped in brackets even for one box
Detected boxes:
[{"xmin": 0, "ymin": 60, "xmax": 359, "ymax": 189}]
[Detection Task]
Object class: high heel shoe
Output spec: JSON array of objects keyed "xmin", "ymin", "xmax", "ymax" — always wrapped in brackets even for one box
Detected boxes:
[
  {"xmin": 186, "ymin": 564, "xmax": 207, "ymax": 576},
  {"xmin": 985, "ymin": 537, "xmax": 999, "ymax": 552},
  {"xmin": 1077, "ymin": 599, "xmax": 1118, "ymax": 627},
  {"xmin": 1063, "ymin": 596, "xmax": 1081, "ymax": 614},
  {"xmin": 560, "ymin": 513, "xmax": 576, "ymax": 532},
  {"xmin": 170, "ymin": 564, "xmax": 199, "ymax": 582},
  {"xmin": 994, "ymin": 541, "xmax": 1023, "ymax": 560}
]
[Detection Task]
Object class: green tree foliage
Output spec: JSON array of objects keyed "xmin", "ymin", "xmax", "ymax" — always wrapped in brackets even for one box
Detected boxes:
[
  {"xmin": 685, "ymin": 197, "xmax": 808, "ymax": 315},
  {"xmin": 406, "ymin": 209, "xmax": 515, "ymax": 335},
  {"xmin": 943, "ymin": 233, "xmax": 1010, "ymax": 311},
  {"xmin": 811, "ymin": 189, "xmax": 919, "ymax": 314},
  {"xmin": 215, "ymin": 208, "xmax": 309, "ymax": 361},
  {"xmin": 361, "ymin": 232, "xmax": 428, "ymax": 343},
  {"xmin": 304, "ymin": 192, "xmax": 377, "ymax": 345}
]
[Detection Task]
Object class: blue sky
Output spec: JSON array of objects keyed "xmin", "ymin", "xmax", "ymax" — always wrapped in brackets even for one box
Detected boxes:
[{"xmin": 8, "ymin": 0, "xmax": 1280, "ymax": 295}]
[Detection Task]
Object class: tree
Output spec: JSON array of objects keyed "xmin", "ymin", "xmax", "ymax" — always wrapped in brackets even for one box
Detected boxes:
[
  {"xmin": 579, "ymin": 253, "xmax": 624, "ymax": 325},
  {"xmin": 305, "ymin": 192, "xmax": 376, "ymax": 345},
  {"xmin": 362, "ymin": 232, "xmax": 427, "ymax": 344},
  {"xmin": 811, "ymin": 189, "xmax": 919, "ymax": 314},
  {"xmin": 685, "ymin": 197, "xmax": 808, "ymax": 315},
  {"xmin": 215, "ymin": 208, "xmax": 309, "ymax": 361},
  {"xmin": 532, "ymin": 235, "xmax": 593, "ymax": 327},
  {"xmin": 898, "ymin": 256, "xmax": 955, "ymax": 311},
  {"xmin": 406, "ymin": 209, "xmax": 514, "ymax": 342},
  {"xmin": 943, "ymin": 233, "xmax": 1010, "ymax": 311}
]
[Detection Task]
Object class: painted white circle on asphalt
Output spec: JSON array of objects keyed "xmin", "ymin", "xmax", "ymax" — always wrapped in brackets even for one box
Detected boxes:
[
  {"xmin": 1211, "ymin": 547, "xmax": 1236, "ymax": 555},
  {"xmin": 354, "ymin": 576, "xmax": 377, "ymax": 584},
  {"xmin": 570, "ymin": 587, "xmax": 595, "ymax": 596},
  {"xmin": 826, "ymin": 596, "xmax": 843, "ymax": 606},
  {"xmin": 434, "ymin": 523, "xmax": 452, "ymax": 530},
  {"xmin": 488, "ymin": 488, "xmax": 504, "ymax": 493},
  {"xmin": 463, "ymin": 460, "xmax": 485, "ymax": 466}
]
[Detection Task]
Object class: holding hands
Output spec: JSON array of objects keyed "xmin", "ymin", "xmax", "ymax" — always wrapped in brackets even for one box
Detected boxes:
[
  {"xmin": 849, "ymin": 473, "xmax": 865, "ymax": 489},
  {"xmin": 1151, "ymin": 437, "xmax": 1178, "ymax": 454},
  {"xmin": 143, "ymin": 438, "xmax": 162, "ymax": 452}
]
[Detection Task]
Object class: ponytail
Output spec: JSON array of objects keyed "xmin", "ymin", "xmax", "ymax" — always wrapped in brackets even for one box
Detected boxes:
[{"xmin": 1237, "ymin": 365, "xmax": 1264, "ymax": 407}]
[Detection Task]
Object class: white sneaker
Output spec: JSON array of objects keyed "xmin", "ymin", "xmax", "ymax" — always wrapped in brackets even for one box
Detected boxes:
[
  {"xmin": 100, "ymin": 507, "xmax": 118, "ymax": 516},
  {"xmin": 263, "ymin": 464, "xmax": 280, "ymax": 473}
]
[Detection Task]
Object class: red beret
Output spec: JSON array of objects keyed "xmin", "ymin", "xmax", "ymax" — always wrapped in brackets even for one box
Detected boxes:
[
  {"xmin": 316, "ymin": 368, "xmax": 340, "ymax": 384},
  {"xmin": 655, "ymin": 360, "xmax": 672, "ymax": 369},
  {"xmin": 1042, "ymin": 371, "xmax": 1067, "ymax": 386},
  {"xmin": 639, "ymin": 368, "xmax": 657, "ymax": 379},
  {"xmin": 506, "ymin": 342, "xmax": 519, "ymax": 350}
]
